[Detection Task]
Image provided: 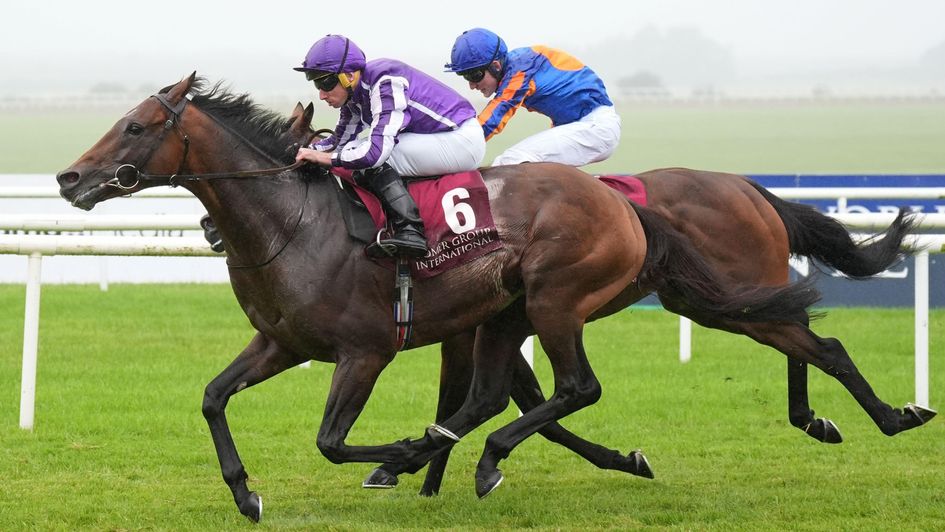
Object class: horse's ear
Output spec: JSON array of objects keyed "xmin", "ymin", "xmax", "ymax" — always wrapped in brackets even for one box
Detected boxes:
[
  {"xmin": 290, "ymin": 102, "xmax": 304, "ymax": 120},
  {"xmin": 302, "ymin": 103, "xmax": 314, "ymax": 128},
  {"xmin": 165, "ymin": 71, "xmax": 197, "ymax": 103}
]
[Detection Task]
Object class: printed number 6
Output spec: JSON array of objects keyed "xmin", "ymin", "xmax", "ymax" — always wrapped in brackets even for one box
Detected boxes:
[{"xmin": 442, "ymin": 187, "xmax": 476, "ymax": 233}]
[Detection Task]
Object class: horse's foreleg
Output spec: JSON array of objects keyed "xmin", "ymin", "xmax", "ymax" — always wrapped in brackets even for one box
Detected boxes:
[{"xmin": 202, "ymin": 333, "xmax": 303, "ymax": 523}]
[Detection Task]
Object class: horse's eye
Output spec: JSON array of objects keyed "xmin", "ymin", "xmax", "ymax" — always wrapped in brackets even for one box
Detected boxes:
[{"xmin": 126, "ymin": 123, "xmax": 145, "ymax": 136}]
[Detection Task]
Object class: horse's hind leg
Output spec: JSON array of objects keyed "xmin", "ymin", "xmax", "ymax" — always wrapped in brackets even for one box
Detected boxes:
[
  {"xmin": 474, "ymin": 318, "xmax": 604, "ymax": 498},
  {"xmin": 419, "ymin": 331, "xmax": 476, "ymax": 495},
  {"xmin": 369, "ymin": 326, "xmax": 651, "ymax": 496},
  {"xmin": 202, "ymin": 333, "xmax": 305, "ymax": 522},
  {"xmin": 734, "ymin": 320, "xmax": 936, "ymax": 436},
  {"xmin": 665, "ymin": 296, "xmax": 844, "ymax": 444},
  {"xmin": 787, "ymin": 358, "xmax": 842, "ymax": 443},
  {"xmin": 508, "ymin": 352, "xmax": 654, "ymax": 478},
  {"xmin": 784, "ymin": 312, "xmax": 843, "ymax": 443},
  {"xmin": 364, "ymin": 330, "xmax": 477, "ymax": 496}
]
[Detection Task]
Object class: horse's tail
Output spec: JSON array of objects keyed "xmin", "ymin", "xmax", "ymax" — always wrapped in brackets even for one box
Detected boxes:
[
  {"xmin": 746, "ymin": 180, "xmax": 917, "ymax": 278},
  {"xmin": 631, "ymin": 202, "xmax": 821, "ymax": 323}
]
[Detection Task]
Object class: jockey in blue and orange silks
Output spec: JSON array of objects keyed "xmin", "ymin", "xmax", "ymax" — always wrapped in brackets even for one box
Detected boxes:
[
  {"xmin": 295, "ymin": 34, "xmax": 486, "ymax": 257},
  {"xmin": 444, "ymin": 28, "xmax": 620, "ymax": 167}
]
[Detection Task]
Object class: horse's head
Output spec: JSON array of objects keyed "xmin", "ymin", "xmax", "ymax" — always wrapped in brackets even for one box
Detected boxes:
[{"xmin": 57, "ymin": 73, "xmax": 197, "ymax": 210}]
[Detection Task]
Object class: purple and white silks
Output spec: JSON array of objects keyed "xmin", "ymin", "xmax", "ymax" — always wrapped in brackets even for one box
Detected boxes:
[{"xmin": 313, "ymin": 58, "xmax": 477, "ymax": 170}]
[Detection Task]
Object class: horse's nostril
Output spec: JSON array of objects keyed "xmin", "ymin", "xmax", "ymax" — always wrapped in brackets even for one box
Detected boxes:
[{"xmin": 57, "ymin": 170, "xmax": 80, "ymax": 186}]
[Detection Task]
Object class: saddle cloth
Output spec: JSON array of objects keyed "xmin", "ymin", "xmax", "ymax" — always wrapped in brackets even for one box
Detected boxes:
[
  {"xmin": 596, "ymin": 174, "xmax": 648, "ymax": 206},
  {"xmin": 330, "ymin": 170, "xmax": 648, "ymax": 279},
  {"xmin": 331, "ymin": 168, "xmax": 502, "ymax": 279}
]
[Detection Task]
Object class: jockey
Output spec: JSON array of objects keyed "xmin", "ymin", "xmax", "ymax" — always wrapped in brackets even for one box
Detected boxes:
[
  {"xmin": 444, "ymin": 28, "xmax": 620, "ymax": 167},
  {"xmin": 295, "ymin": 34, "xmax": 486, "ymax": 258}
]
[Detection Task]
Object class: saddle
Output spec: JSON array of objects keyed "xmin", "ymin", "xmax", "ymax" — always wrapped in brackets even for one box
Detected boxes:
[{"xmin": 329, "ymin": 168, "xmax": 503, "ymax": 279}]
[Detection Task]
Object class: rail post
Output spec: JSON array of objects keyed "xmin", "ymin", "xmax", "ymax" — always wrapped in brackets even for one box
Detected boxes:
[{"xmin": 19, "ymin": 252, "xmax": 43, "ymax": 430}]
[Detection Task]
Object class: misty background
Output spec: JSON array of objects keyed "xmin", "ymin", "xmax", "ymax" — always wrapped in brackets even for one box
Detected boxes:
[{"xmin": 3, "ymin": 0, "xmax": 945, "ymax": 109}]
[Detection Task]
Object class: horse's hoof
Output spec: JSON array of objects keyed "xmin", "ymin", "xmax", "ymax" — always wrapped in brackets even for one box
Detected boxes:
[
  {"xmin": 418, "ymin": 486, "xmax": 439, "ymax": 497},
  {"xmin": 628, "ymin": 450, "xmax": 655, "ymax": 479},
  {"xmin": 239, "ymin": 492, "xmax": 262, "ymax": 523},
  {"xmin": 363, "ymin": 467, "xmax": 399, "ymax": 489},
  {"xmin": 905, "ymin": 403, "xmax": 938, "ymax": 425},
  {"xmin": 803, "ymin": 418, "xmax": 843, "ymax": 444},
  {"xmin": 475, "ymin": 468, "xmax": 504, "ymax": 499}
]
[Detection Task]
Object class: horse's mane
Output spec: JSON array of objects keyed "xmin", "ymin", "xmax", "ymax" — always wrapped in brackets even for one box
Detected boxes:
[{"xmin": 160, "ymin": 78, "xmax": 293, "ymax": 162}]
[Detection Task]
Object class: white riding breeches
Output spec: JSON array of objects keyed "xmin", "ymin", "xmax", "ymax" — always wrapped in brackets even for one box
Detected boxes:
[
  {"xmin": 492, "ymin": 105, "xmax": 622, "ymax": 167},
  {"xmin": 386, "ymin": 118, "xmax": 486, "ymax": 177}
]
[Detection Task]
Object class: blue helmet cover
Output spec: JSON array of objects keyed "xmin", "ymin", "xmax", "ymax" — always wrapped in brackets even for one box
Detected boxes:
[{"xmin": 444, "ymin": 28, "xmax": 507, "ymax": 72}]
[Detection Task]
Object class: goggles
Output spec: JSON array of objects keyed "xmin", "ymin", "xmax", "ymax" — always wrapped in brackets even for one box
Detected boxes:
[
  {"xmin": 306, "ymin": 71, "xmax": 340, "ymax": 91},
  {"xmin": 459, "ymin": 68, "xmax": 487, "ymax": 83}
]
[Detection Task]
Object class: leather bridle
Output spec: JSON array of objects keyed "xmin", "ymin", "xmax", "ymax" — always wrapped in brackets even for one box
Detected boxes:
[{"xmin": 107, "ymin": 92, "xmax": 313, "ymax": 190}]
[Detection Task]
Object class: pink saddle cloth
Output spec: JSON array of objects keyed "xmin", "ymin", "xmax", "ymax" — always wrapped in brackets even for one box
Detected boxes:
[
  {"xmin": 596, "ymin": 174, "xmax": 647, "ymax": 206},
  {"xmin": 332, "ymin": 168, "xmax": 502, "ymax": 279}
]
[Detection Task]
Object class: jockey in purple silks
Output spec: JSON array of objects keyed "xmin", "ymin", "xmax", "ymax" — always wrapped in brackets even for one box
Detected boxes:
[{"xmin": 295, "ymin": 34, "xmax": 486, "ymax": 257}]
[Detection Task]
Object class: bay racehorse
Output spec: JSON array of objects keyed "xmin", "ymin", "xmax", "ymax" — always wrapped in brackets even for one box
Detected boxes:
[
  {"xmin": 56, "ymin": 74, "xmax": 822, "ymax": 521},
  {"xmin": 275, "ymin": 102, "xmax": 937, "ymax": 497}
]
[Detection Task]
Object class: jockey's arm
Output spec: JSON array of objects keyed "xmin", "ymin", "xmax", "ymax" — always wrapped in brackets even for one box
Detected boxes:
[{"xmin": 479, "ymin": 70, "xmax": 535, "ymax": 141}]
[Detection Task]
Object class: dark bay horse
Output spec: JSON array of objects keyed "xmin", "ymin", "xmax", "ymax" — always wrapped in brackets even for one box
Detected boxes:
[
  {"xmin": 56, "ymin": 74, "xmax": 821, "ymax": 521},
  {"xmin": 274, "ymin": 103, "xmax": 936, "ymax": 496},
  {"xmin": 401, "ymin": 172, "xmax": 938, "ymax": 497}
]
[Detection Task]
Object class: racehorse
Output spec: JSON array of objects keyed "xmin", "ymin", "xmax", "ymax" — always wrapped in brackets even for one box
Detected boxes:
[
  {"xmin": 56, "ymin": 74, "xmax": 821, "ymax": 521},
  {"xmin": 275, "ymin": 102, "xmax": 937, "ymax": 497}
]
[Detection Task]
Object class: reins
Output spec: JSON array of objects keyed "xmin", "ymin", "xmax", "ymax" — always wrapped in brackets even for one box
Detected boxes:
[
  {"xmin": 110, "ymin": 90, "xmax": 333, "ymax": 270},
  {"xmin": 107, "ymin": 92, "xmax": 331, "ymax": 189}
]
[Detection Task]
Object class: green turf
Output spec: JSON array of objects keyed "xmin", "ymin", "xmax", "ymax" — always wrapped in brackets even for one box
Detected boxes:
[
  {"xmin": 4, "ymin": 102, "xmax": 944, "ymax": 175},
  {"xmin": 0, "ymin": 285, "xmax": 942, "ymax": 529},
  {"xmin": 2, "ymin": 100, "xmax": 944, "ymax": 529}
]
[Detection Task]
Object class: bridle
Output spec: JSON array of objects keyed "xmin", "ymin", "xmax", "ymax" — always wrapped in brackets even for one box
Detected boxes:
[
  {"xmin": 107, "ymin": 92, "xmax": 309, "ymax": 191},
  {"xmin": 109, "ymin": 91, "xmax": 332, "ymax": 270}
]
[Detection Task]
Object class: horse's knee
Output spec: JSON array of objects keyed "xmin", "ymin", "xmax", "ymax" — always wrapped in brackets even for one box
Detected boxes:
[
  {"xmin": 202, "ymin": 385, "xmax": 225, "ymax": 420},
  {"xmin": 316, "ymin": 435, "xmax": 346, "ymax": 464},
  {"xmin": 557, "ymin": 377, "xmax": 602, "ymax": 411}
]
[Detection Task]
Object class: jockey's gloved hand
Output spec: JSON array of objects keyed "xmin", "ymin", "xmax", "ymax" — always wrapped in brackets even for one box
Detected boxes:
[{"xmin": 199, "ymin": 214, "xmax": 225, "ymax": 253}]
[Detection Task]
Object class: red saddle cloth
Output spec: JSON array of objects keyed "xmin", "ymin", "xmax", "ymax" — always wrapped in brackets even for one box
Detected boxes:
[
  {"xmin": 332, "ymin": 168, "xmax": 502, "ymax": 279},
  {"xmin": 596, "ymin": 174, "xmax": 647, "ymax": 206}
]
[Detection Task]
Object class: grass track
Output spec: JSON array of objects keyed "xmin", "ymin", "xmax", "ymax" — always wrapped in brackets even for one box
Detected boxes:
[
  {"xmin": 1, "ymin": 285, "xmax": 943, "ymax": 530},
  {"xmin": 4, "ymin": 102, "xmax": 945, "ymax": 175},
  {"xmin": 1, "ymin": 99, "xmax": 944, "ymax": 529}
]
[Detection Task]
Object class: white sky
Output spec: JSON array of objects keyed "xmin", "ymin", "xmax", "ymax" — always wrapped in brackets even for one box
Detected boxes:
[{"xmin": 3, "ymin": 0, "xmax": 944, "ymax": 94}]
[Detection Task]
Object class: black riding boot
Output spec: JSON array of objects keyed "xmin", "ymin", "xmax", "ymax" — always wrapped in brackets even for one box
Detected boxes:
[
  {"xmin": 359, "ymin": 164, "xmax": 428, "ymax": 257},
  {"xmin": 199, "ymin": 213, "xmax": 225, "ymax": 253}
]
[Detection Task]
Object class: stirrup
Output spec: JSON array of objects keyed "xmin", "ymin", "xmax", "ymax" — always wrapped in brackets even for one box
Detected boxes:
[
  {"xmin": 366, "ymin": 229, "xmax": 399, "ymax": 258},
  {"xmin": 365, "ymin": 229, "xmax": 427, "ymax": 258}
]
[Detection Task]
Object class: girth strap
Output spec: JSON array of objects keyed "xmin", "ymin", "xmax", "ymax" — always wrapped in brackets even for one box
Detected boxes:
[{"xmin": 394, "ymin": 258, "xmax": 414, "ymax": 351}]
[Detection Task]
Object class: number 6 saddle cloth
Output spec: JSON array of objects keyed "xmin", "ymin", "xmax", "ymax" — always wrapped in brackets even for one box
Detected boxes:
[{"xmin": 330, "ymin": 168, "xmax": 647, "ymax": 280}]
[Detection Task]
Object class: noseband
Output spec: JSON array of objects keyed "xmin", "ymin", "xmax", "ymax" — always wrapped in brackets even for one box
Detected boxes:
[
  {"xmin": 107, "ymin": 92, "xmax": 306, "ymax": 190},
  {"xmin": 107, "ymin": 91, "xmax": 331, "ymax": 270}
]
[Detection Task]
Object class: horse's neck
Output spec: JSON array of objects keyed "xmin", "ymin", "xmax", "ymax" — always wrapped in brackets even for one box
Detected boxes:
[{"xmin": 183, "ymin": 148, "xmax": 336, "ymax": 267}]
